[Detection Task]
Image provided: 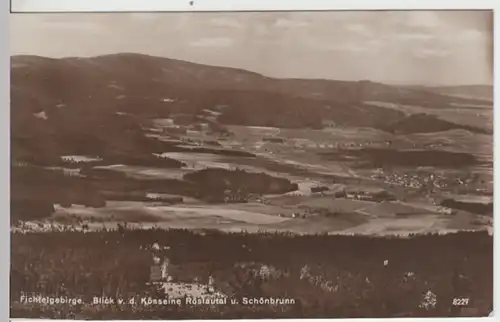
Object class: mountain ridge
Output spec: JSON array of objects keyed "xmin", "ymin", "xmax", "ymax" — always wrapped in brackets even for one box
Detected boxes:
[
  {"xmin": 11, "ymin": 53, "xmax": 494, "ymax": 91},
  {"xmin": 10, "ymin": 53, "xmax": 492, "ymax": 165},
  {"xmin": 11, "ymin": 53, "xmax": 492, "ymax": 106}
]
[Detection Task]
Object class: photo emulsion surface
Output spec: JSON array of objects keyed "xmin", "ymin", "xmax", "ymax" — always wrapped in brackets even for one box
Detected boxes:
[{"xmin": 10, "ymin": 10, "xmax": 493, "ymax": 319}]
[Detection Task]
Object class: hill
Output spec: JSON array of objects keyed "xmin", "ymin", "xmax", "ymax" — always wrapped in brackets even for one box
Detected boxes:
[
  {"xmin": 12, "ymin": 54, "xmax": 491, "ymax": 106},
  {"xmin": 407, "ymin": 85, "xmax": 493, "ymax": 102},
  {"xmin": 380, "ymin": 113, "xmax": 491, "ymax": 135},
  {"xmin": 11, "ymin": 53, "xmax": 493, "ymax": 172}
]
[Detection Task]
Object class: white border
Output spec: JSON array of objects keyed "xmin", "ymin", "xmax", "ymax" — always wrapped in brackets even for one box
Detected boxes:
[
  {"xmin": 7, "ymin": 1, "xmax": 498, "ymax": 322},
  {"xmin": 8, "ymin": 320, "xmax": 497, "ymax": 322},
  {"xmin": 3, "ymin": 0, "xmax": 9, "ymax": 320},
  {"xmin": 9, "ymin": 0, "xmax": 497, "ymax": 12},
  {"xmin": 493, "ymin": 5, "xmax": 499, "ymax": 322}
]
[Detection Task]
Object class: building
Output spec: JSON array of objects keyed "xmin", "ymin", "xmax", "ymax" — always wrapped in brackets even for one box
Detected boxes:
[
  {"xmin": 161, "ymin": 257, "xmax": 170, "ymax": 279},
  {"xmin": 311, "ymin": 186, "xmax": 329, "ymax": 194},
  {"xmin": 437, "ymin": 207, "xmax": 455, "ymax": 215},
  {"xmin": 150, "ymin": 265, "xmax": 163, "ymax": 282},
  {"xmin": 344, "ymin": 187, "xmax": 396, "ymax": 202},
  {"xmin": 12, "ymin": 161, "xmax": 28, "ymax": 168}
]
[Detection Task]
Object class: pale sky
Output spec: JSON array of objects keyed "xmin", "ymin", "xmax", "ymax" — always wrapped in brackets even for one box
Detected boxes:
[{"xmin": 10, "ymin": 11, "xmax": 493, "ymax": 85}]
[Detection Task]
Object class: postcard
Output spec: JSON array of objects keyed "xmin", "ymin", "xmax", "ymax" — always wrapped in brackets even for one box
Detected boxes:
[{"xmin": 9, "ymin": 5, "xmax": 494, "ymax": 320}]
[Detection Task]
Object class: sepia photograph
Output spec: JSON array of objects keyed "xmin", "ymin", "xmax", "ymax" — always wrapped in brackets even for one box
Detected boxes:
[{"xmin": 9, "ymin": 9, "xmax": 494, "ymax": 319}]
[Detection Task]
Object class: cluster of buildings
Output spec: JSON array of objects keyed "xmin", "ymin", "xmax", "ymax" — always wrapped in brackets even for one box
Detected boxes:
[
  {"xmin": 13, "ymin": 161, "xmax": 29, "ymax": 168},
  {"xmin": 292, "ymin": 140, "xmax": 390, "ymax": 150},
  {"xmin": 161, "ymin": 116, "xmax": 212, "ymax": 137},
  {"xmin": 371, "ymin": 170, "xmax": 457, "ymax": 191},
  {"xmin": 204, "ymin": 190, "xmax": 250, "ymax": 204},
  {"xmin": 337, "ymin": 141, "xmax": 391, "ymax": 149},
  {"xmin": 343, "ymin": 188, "xmax": 397, "ymax": 202},
  {"xmin": 149, "ymin": 254, "xmax": 217, "ymax": 295}
]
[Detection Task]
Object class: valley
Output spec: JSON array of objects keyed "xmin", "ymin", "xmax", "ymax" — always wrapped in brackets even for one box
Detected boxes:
[
  {"xmin": 8, "ymin": 8, "xmax": 496, "ymax": 319},
  {"xmin": 11, "ymin": 55, "xmax": 493, "ymax": 235}
]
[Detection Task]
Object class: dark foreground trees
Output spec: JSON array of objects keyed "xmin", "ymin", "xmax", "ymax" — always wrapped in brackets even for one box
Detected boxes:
[{"xmin": 10, "ymin": 229, "xmax": 493, "ymax": 319}]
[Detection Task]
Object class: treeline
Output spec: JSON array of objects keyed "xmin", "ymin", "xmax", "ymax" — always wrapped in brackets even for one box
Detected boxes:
[
  {"xmin": 203, "ymin": 89, "xmax": 408, "ymax": 131},
  {"xmin": 441, "ymin": 199, "xmax": 493, "ymax": 215},
  {"xmin": 379, "ymin": 113, "xmax": 491, "ymax": 135},
  {"xmin": 183, "ymin": 168, "xmax": 298, "ymax": 196},
  {"xmin": 10, "ymin": 229, "xmax": 493, "ymax": 319},
  {"xmin": 10, "ymin": 165, "xmax": 299, "ymax": 222},
  {"xmin": 11, "ymin": 106, "xmax": 153, "ymax": 165},
  {"xmin": 10, "ymin": 165, "xmax": 193, "ymax": 221},
  {"xmin": 11, "ymin": 166, "xmax": 106, "ymax": 222},
  {"xmin": 212, "ymin": 91, "xmax": 485, "ymax": 135}
]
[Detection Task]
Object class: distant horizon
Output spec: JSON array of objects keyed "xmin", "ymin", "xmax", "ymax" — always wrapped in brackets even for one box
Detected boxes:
[
  {"xmin": 10, "ymin": 52, "xmax": 494, "ymax": 88},
  {"xmin": 10, "ymin": 11, "xmax": 493, "ymax": 87}
]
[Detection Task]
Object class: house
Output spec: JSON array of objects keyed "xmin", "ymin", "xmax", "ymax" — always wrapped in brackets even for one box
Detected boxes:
[
  {"xmin": 345, "ymin": 191, "xmax": 374, "ymax": 201},
  {"xmin": 292, "ymin": 212, "xmax": 306, "ymax": 219},
  {"xmin": 437, "ymin": 207, "xmax": 454, "ymax": 215},
  {"xmin": 222, "ymin": 190, "xmax": 249, "ymax": 203},
  {"xmin": 311, "ymin": 186, "xmax": 329, "ymax": 194}
]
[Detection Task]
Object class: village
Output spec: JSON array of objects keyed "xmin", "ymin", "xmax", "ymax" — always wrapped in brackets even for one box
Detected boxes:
[{"xmin": 370, "ymin": 168, "xmax": 470, "ymax": 191}]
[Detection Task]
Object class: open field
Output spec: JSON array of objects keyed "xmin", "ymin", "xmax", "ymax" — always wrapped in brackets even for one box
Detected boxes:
[
  {"xmin": 16, "ymin": 189, "xmax": 485, "ymax": 236},
  {"xmin": 94, "ymin": 164, "xmax": 190, "ymax": 180},
  {"xmin": 50, "ymin": 201, "xmax": 293, "ymax": 225},
  {"xmin": 12, "ymin": 116, "xmax": 493, "ymax": 237},
  {"xmin": 405, "ymin": 130, "xmax": 493, "ymax": 162},
  {"xmin": 227, "ymin": 125, "xmax": 393, "ymax": 150}
]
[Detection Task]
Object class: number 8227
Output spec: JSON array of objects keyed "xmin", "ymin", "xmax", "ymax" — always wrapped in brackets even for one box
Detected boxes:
[{"xmin": 452, "ymin": 298, "xmax": 469, "ymax": 306}]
